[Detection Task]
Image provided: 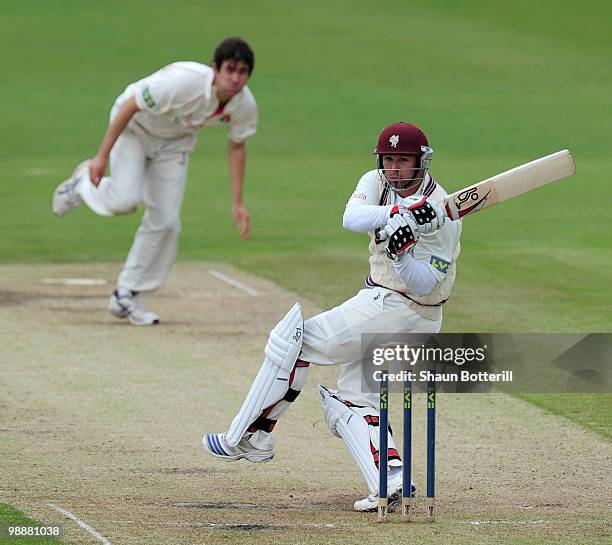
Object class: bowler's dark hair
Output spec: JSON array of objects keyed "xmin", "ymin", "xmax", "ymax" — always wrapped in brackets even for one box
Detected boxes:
[{"xmin": 213, "ymin": 37, "xmax": 254, "ymax": 75}]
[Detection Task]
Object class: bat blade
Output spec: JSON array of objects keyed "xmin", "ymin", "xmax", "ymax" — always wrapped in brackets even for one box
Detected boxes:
[{"xmin": 444, "ymin": 150, "xmax": 576, "ymax": 220}]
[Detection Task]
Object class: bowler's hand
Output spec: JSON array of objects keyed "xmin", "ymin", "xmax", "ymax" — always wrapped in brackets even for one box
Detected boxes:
[
  {"xmin": 89, "ymin": 154, "xmax": 108, "ymax": 187},
  {"xmin": 232, "ymin": 202, "xmax": 251, "ymax": 239}
]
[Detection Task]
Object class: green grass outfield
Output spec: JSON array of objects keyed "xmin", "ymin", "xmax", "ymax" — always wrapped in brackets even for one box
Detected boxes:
[{"xmin": 0, "ymin": 1, "xmax": 610, "ymax": 539}]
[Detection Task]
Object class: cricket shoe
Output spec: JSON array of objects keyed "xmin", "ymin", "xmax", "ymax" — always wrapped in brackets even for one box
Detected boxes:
[
  {"xmin": 52, "ymin": 160, "xmax": 89, "ymax": 216},
  {"xmin": 202, "ymin": 433, "xmax": 274, "ymax": 463},
  {"xmin": 353, "ymin": 479, "xmax": 416, "ymax": 512},
  {"xmin": 108, "ymin": 289, "xmax": 160, "ymax": 326}
]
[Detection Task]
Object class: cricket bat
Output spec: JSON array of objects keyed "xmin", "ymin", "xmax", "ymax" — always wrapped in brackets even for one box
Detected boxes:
[{"xmin": 443, "ymin": 149, "xmax": 576, "ymax": 220}]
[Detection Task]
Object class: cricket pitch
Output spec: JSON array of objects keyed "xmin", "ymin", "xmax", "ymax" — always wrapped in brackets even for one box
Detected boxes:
[{"xmin": 0, "ymin": 263, "xmax": 610, "ymax": 545}]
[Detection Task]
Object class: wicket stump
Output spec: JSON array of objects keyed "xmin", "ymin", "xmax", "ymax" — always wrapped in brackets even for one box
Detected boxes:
[
  {"xmin": 378, "ymin": 370, "xmax": 436, "ymax": 522},
  {"xmin": 426, "ymin": 378, "xmax": 436, "ymax": 521},
  {"xmin": 378, "ymin": 373, "xmax": 389, "ymax": 521}
]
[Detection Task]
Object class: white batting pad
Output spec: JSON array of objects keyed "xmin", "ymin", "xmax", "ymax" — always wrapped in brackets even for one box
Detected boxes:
[
  {"xmin": 226, "ymin": 303, "xmax": 303, "ymax": 446},
  {"xmin": 318, "ymin": 385, "xmax": 401, "ymax": 495}
]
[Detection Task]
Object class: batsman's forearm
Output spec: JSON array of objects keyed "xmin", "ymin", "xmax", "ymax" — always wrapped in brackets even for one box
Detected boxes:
[
  {"xmin": 343, "ymin": 204, "xmax": 393, "ymax": 232},
  {"xmin": 96, "ymin": 96, "xmax": 140, "ymax": 158},
  {"xmin": 393, "ymin": 255, "xmax": 437, "ymax": 296}
]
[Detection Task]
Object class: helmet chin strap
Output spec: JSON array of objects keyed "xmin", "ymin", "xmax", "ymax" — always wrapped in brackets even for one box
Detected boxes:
[
  {"xmin": 381, "ymin": 170, "xmax": 426, "ymax": 194},
  {"xmin": 414, "ymin": 173, "xmax": 428, "ymax": 195},
  {"xmin": 401, "ymin": 173, "xmax": 426, "ymax": 193}
]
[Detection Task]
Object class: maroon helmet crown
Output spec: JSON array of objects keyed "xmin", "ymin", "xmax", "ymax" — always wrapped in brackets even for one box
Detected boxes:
[{"xmin": 374, "ymin": 122, "xmax": 429, "ymax": 155}]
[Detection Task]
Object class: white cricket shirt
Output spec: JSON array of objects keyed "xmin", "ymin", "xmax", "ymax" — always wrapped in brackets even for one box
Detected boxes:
[
  {"xmin": 345, "ymin": 170, "xmax": 462, "ymax": 317},
  {"xmin": 114, "ymin": 61, "xmax": 258, "ymax": 147}
]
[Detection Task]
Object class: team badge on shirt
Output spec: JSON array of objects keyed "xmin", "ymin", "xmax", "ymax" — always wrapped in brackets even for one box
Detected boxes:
[
  {"xmin": 430, "ymin": 255, "xmax": 450, "ymax": 274},
  {"xmin": 142, "ymin": 86, "xmax": 156, "ymax": 108}
]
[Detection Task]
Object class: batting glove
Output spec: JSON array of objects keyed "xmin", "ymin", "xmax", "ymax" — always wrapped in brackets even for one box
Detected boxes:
[
  {"xmin": 384, "ymin": 213, "xmax": 420, "ymax": 260},
  {"xmin": 391, "ymin": 196, "xmax": 447, "ymax": 235}
]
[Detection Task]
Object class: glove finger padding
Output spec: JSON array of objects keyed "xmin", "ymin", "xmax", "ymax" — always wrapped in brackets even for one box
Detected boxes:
[
  {"xmin": 384, "ymin": 214, "xmax": 419, "ymax": 260},
  {"xmin": 402, "ymin": 195, "xmax": 447, "ymax": 234}
]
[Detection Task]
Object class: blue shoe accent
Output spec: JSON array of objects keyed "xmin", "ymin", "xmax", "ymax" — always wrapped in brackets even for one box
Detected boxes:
[
  {"xmin": 205, "ymin": 435, "xmax": 218, "ymax": 454},
  {"xmin": 207, "ymin": 434, "xmax": 228, "ymax": 456},
  {"xmin": 209, "ymin": 434, "xmax": 221, "ymax": 455},
  {"xmin": 210, "ymin": 435, "xmax": 221, "ymax": 455},
  {"xmin": 213, "ymin": 434, "xmax": 228, "ymax": 455}
]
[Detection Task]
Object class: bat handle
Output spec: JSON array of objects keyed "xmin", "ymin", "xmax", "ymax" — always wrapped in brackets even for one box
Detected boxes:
[
  {"xmin": 376, "ymin": 228, "xmax": 388, "ymax": 242},
  {"xmin": 444, "ymin": 199, "xmax": 460, "ymax": 221}
]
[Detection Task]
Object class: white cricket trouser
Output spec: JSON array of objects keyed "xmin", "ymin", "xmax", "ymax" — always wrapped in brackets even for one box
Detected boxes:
[
  {"xmin": 230, "ymin": 285, "xmax": 442, "ymax": 466},
  {"xmin": 78, "ymin": 128, "xmax": 191, "ymax": 292},
  {"xmin": 301, "ymin": 287, "xmax": 442, "ymax": 407}
]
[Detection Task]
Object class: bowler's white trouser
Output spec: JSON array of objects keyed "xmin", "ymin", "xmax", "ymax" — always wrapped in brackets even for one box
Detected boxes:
[
  {"xmin": 78, "ymin": 128, "xmax": 190, "ymax": 292},
  {"xmin": 301, "ymin": 287, "xmax": 442, "ymax": 406}
]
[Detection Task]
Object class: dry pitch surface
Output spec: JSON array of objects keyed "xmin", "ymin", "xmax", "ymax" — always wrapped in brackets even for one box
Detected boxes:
[{"xmin": 0, "ymin": 263, "xmax": 610, "ymax": 545}]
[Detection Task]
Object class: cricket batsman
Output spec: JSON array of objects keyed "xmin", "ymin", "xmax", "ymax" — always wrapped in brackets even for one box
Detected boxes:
[
  {"xmin": 52, "ymin": 37, "xmax": 258, "ymax": 325},
  {"xmin": 203, "ymin": 122, "xmax": 462, "ymax": 511}
]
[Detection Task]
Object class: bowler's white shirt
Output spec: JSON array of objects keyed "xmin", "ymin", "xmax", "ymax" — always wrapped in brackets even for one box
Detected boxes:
[{"xmin": 115, "ymin": 62, "xmax": 258, "ymax": 143}]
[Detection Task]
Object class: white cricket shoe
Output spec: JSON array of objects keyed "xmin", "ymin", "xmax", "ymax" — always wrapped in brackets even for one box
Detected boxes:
[
  {"xmin": 353, "ymin": 478, "xmax": 416, "ymax": 512},
  {"xmin": 354, "ymin": 491, "xmax": 401, "ymax": 513},
  {"xmin": 52, "ymin": 160, "xmax": 89, "ymax": 216},
  {"xmin": 202, "ymin": 433, "xmax": 274, "ymax": 463},
  {"xmin": 108, "ymin": 289, "xmax": 160, "ymax": 326}
]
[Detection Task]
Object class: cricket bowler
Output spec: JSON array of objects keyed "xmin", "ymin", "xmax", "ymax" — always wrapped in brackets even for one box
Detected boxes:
[{"xmin": 52, "ymin": 37, "xmax": 258, "ymax": 325}]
